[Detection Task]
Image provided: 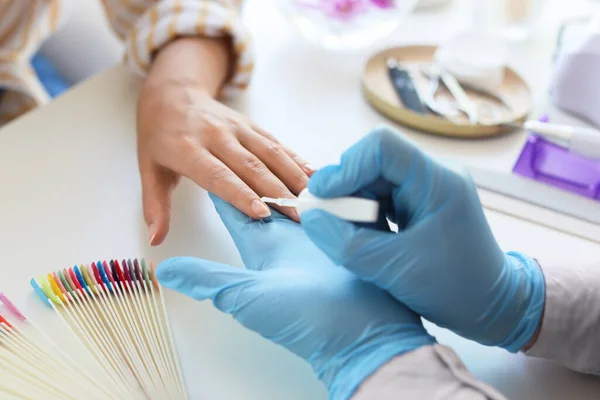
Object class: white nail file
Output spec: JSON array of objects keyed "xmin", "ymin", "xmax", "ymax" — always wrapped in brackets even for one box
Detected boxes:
[
  {"xmin": 468, "ymin": 166, "xmax": 600, "ymax": 243},
  {"xmin": 262, "ymin": 188, "xmax": 380, "ymax": 223},
  {"xmin": 468, "ymin": 166, "xmax": 600, "ymax": 225}
]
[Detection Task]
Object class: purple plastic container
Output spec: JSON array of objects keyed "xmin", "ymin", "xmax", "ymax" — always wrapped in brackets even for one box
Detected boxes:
[{"xmin": 513, "ymin": 134, "xmax": 600, "ymax": 201}]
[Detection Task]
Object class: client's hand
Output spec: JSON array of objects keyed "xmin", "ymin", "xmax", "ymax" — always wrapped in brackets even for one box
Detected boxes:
[
  {"xmin": 302, "ymin": 126, "xmax": 545, "ymax": 352},
  {"xmin": 137, "ymin": 38, "xmax": 311, "ymax": 246},
  {"xmin": 156, "ymin": 194, "xmax": 434, "ymax": 400}
]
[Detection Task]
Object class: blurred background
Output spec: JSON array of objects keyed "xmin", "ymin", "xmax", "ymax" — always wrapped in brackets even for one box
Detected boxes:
[{"xmin": 42, "ymin": 0, "xmax": 600, "ymax": 85}]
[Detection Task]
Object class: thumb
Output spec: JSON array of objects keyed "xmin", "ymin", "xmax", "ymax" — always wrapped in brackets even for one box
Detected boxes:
[
  {"xmin": 140, "ymin": 164, "xmax": 177, "ymax": 246},
  {"xmin": 306, "ymin": 125, "xmax": 401, "ymax": 198},
  {"xmin": 208, "ymin": 192, "xmax": 255, "ymax": 229},
  {"xmin": 301, "ymin": 210, "xmax": 399, "ymax": 283},
  {"xmin": 308, "ymin": 126, "xmax": 441, "ymax": 216},
  {"xmin": 156, "ymin": 257, "xmax": 257, "ymax": 314}
]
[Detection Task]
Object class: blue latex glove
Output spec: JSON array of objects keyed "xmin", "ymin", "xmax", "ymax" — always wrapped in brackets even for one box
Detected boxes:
[
  {"xmin": 302, "ymin": 126, "xmax": 545, "ymax": 353},
  {"xmin": 157, "ymin": 194, "xmax": 435, "ymax": 399}
]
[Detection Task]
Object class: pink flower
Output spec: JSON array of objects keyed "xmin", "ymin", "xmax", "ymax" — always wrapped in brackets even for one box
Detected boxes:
[{"xmin": 294, "ymin": 0, "xmax": 395, "ymax": 20}]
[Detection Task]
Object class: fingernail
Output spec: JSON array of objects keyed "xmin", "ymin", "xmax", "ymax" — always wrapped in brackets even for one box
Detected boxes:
[
  {"xmin": 148, "ymin": 223, "xmax": 158, "ymax": 246},
  {"xmin": 304, "ymin": 163, "xmax": 316, "ymax": 174},
  {"xmin": 290, "ymin": 208, "xmax": 300, "ymax": 221},
  {"xmin": 252, "ymin": 199, "xmax": 272, "ymax": 219}
]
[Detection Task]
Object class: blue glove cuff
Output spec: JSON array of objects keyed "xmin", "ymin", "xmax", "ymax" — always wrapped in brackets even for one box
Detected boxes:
[
  {"xmin": 324, "ymin": 329, "xmax": 435, "ymax": 400},
  {"xmin": 496, "ymin": 252, "xmax": 546, "ymax": 353}
]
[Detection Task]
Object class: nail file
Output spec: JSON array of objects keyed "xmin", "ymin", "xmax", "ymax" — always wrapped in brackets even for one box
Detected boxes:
[
  {"xmin": 468, "ymin": 166, "xmax": 600, "ymax": 226},
  {"xmin": 476, "ymin": 188, "xmax": 600, "ymax": 244},
  {"xmin": 262, "ymin": 188, "xmax": 380, "ymax": 223},
  {"xmin": 387, "ymin": 58, "xmax": 428, "ymax": 114}
]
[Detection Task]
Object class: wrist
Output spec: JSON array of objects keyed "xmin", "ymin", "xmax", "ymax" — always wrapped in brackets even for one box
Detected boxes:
[
  {"xmin": 494, "ymin": 252, "xmax": 546, "ymax": 353},
  {"xmin": 521, "ymin": 259, "xmax": 545, "ymax": 351},
  {"xmin": 325, "ymin": 332, "xmax": 435, "ymax": 400},
  {"xmin": 147, "ymin": 37, "xmax": 232, "ymax": 97}
]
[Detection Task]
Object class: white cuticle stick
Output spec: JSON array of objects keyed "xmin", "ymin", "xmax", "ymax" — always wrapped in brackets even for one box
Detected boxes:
[{"xmin": 262, "ymin": 188, "xmax": 379, "ymax": 223}]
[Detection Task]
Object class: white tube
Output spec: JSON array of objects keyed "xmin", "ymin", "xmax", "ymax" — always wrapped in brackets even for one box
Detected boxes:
[
  {"xmin": 570, "ymin": 128, "xmax": 600, "ymax": 160},
  {"xmin": 524, "ymin": 120, "xmax": 600, "ymax": 160},
  {"xmin": 262, "ymin": 189, "xmax": 379, "ymax": 223},
  {"xmin": 524, "ymin": 121, "xmax": 575, "ymax": 141}
]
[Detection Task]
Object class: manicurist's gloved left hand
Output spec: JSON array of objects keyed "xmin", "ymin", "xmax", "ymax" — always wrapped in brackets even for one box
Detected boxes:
[{"xmin": 156, "ymin": 194, "xmax": 435, "ymax": 400}]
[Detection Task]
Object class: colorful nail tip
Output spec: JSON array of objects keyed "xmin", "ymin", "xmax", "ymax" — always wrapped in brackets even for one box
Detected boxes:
[
  {"xmin": 114, "ymin": 260, "xmax": 126, "ymax": 285},
  {"xmin": 39, "ymin": 276, "xmax": 61, "ymax": 305},
  {"xmin": 22, "ymin": 256, "xmax": 187, "ymax": 399},
  {"xmin": 30, "ymin": 279, "xmax": 49, "ymax": 307},
  {"xmin": 0, "ymin": 313, "xmax": 12, "ymax": 327},
  {"xmin": 30, "ymin": 258, "xmax": 156, "ymax": 305},
  {"xmin": 0, "ymin": 292, "xmax": 27, "ymax": 320}
]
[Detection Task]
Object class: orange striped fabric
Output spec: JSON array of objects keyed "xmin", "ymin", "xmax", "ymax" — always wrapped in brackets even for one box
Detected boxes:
[{"xmin": 0, "ymin": 0, "xmax": 253, "ymax": 125}]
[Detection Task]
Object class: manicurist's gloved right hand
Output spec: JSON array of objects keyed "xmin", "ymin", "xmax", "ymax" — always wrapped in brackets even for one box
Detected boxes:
[
  {"xmin": 156, "ymin": 194, "xmax": 435, "ymax": 400},
  {"xmin": 302, "ymin": 126, "xmax": 546, "ymax": 353}
]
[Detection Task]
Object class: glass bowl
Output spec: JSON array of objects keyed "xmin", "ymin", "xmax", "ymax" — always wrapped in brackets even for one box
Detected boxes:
[{"xmin": 277, "ymin": 0, "xmax": 419, "ymax": 50}]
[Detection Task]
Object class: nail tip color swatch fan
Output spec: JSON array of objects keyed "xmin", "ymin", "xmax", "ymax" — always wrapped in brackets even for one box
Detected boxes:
[{"xmin": 1, "ymin": 258, "xmax": 188, "ymax": 400}]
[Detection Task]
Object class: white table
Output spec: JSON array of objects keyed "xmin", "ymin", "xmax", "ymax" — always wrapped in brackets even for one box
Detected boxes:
[{"xmin": 1, "ymin": 1, "xmax": 600, "ymax": 399}]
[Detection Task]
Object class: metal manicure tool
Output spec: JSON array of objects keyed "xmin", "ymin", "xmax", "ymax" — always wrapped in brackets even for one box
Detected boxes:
[{"xmin": 421, "ymin": 66, "xmax": 512, "ymax": 125}]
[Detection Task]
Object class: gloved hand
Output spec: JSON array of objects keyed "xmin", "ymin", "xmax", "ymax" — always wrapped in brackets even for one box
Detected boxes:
[
  {"xmin": 157, "ymin": 194, "xmax": 435, "ymax": 400},
  {"xmin": 301, "ymin": 126, "xmax": 545, "ymax": 352}
]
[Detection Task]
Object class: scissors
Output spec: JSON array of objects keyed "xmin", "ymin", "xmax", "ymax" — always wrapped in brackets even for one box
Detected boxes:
[{"xmin": 422, "ymin": 65, "xmax": 480, "ymax": 124}]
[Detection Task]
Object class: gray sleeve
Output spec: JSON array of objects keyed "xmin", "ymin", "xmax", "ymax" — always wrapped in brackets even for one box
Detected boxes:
[
  {"xmin": 525, "ymin": 261, "xmax": 600, "ymax": 375},
  {"xmin": 350, "ymin": 344, "xmax": 508, "ymax": 400}
]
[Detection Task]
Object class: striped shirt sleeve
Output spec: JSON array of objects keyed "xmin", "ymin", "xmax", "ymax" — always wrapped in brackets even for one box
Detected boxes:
[
  {"xmin": 0, "ymin": 0, "xmax": 63, "ymax": 124},
  {"xmin": 100, "ymin": 0, "xmax": 253, "ymax": 97}
]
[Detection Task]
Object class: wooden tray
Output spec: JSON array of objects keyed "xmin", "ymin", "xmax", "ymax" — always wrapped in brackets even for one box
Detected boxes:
[{"xmin": 361, "ymin": 45, "xmax": 533, "ymax": 138}]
